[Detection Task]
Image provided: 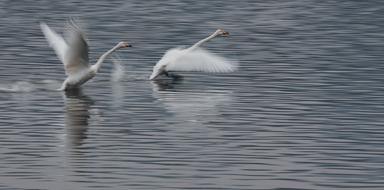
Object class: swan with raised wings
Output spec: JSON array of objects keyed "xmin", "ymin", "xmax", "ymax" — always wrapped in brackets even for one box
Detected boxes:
[{"xmin": 40, "ymin": 20, "xmax": 131, "ymax": 90}]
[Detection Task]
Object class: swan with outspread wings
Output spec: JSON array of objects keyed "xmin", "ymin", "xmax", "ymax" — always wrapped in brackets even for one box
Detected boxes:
[
  {"xmin": 149, "ymin": 29, "xmax": 237, "ymax": 80},
  {"xmin": 40, "ymin": 20, "xmax": 131, "ymax": 90}
]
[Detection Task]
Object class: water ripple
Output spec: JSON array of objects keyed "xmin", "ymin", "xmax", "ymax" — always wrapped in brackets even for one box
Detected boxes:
[{"xmin": 0, "ymin": 1, "xmax": 384, "ymax": 190}]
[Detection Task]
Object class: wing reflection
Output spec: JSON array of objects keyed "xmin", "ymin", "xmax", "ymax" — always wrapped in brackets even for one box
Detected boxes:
[{"xmin": 63, "ymin": 88, "xmax": 94, "ymax": 148}]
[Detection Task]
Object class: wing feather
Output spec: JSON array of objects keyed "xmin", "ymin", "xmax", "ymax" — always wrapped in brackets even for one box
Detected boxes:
[
  {"xmin": 40, "ymin": 22, "xmax": 68, "ymax": 65},
  {"xmin": 165, "ymin": 47, "xmax": 237, "ymax": 73},
  {"xmin": 63, "ymin": 21, "xmax": 89, "ymax": 75}
]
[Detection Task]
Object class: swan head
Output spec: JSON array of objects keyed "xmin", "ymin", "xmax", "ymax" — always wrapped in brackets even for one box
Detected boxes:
[
  {"xmin": 215, "ymin": 29, "xmax": 229, "ymax": 37},
  {"xmin": 117, "ymin": 41, "xmax": 132, "ymax": 48}
]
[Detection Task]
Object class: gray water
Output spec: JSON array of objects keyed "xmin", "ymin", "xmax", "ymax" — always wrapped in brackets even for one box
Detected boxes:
[{"xmin": 1, "ymin": 1, "xmax": 384, "ymax": 189}]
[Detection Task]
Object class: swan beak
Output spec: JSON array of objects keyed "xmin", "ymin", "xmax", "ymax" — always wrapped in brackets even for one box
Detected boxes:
[
  {"xmin": 222, "ymin": 31, "xmax": 229, "ymax": 37},
  {"xmin": 149, "ymin": 70, "xmax": 162, "ymax": 80},
  {"xmin": 126, "ymin": 44, "xmax": 132, "ymax": 47},
  {"xmin": 149, "ymin": 73, "xmax": 158, "ymax": 80}
]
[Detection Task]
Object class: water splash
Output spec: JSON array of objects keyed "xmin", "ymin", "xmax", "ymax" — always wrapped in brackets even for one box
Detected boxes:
[
  {"xmin": 110, "ymin": 55, "xmax": 150, "ymax": 82},
  {"xmin": 0, "ymin": 80, "xmax": 61, "ymax": 92},
  {"xmin": 0, "ymin": 81, "xmax": 35, "ymax": 92},
  {"xmin": 111, "ymin": 57, "xmax": 125, "ymax": 82}
]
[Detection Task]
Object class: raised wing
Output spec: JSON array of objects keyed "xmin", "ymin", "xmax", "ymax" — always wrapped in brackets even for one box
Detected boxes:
[
  {"xmin": 40, "ymin": 21, "xmax": 89, "ymax": 76},
  {"xmin": 40, "ymin": 22, "xmax": 68, "ymax": 65},
  {"xmin": 165, "ymin": 47, "xmax": 238, "ymax": 73},
  {"xmin": 63, "ymin": 21, "xmax": 89, "ymax": 75}
]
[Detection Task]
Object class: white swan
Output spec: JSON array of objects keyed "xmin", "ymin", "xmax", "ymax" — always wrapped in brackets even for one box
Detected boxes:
[
  {"xmin": 149, "ymin": 29, "xmax": 237, "ymax": 80},
  {"xmin": 40, "ymin": 20, "xmax": 132, "ymax": 91}
]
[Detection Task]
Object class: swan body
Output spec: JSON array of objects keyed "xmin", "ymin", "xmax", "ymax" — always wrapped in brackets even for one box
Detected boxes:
[
  {"xmin": 149, "ymin": 29, "xmax": 237, "ymax": 80},
  {"xmin": 40, "ymin": 20, "xmax": 131, "ymax": 90}
]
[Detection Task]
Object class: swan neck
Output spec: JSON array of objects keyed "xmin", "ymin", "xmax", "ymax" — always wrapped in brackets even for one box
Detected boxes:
[
  {"xmin": 188, "ymin": 32, "xmax": 217, "ymax": 51},
  {"xmin": 92, "ymin": 44, "xmax": 120, "ymax": 72}
]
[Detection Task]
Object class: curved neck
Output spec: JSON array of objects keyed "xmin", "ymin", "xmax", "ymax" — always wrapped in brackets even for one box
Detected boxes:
[
  {"xmin": 91, "ymin": 44, "xmax": 121, "ymax": 72},
  {"xmin": 188, "ymin": 32, "xmax": 218, "ymax": 51}
]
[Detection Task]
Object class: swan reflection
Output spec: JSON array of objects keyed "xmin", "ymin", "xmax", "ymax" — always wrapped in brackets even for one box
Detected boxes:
[
  {"xmin": 63, "ymin": 88, "xmax": 94, "ymax": 148},
  {"xmin": 151, "ymin": 81, "xmax": 232, "ymax": 121}
]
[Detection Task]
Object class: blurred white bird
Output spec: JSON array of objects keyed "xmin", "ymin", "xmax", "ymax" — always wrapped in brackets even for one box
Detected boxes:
[
  {"xmin": 40, "ymin": 20, "xmax": 132, "ymax": 91},
  {"xmin": 149, "ymin": 29, "xmax": 237, "ymax": 80}
]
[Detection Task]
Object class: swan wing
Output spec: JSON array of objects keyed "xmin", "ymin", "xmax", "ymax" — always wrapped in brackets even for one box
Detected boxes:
[
  {"xmin": 40, "ymin": 22, "xmax": 68, "ymax": 65},
  {"xmin": 165, "ymin": 47, "xmax": 238, "ymax": 73},
  {"xmin": 40, "ymin": 21, "xmax": 89, "ymax": 76},
  {"xmin": 63, "ymin": 21, "xmax": 90, "ymax": 76}
]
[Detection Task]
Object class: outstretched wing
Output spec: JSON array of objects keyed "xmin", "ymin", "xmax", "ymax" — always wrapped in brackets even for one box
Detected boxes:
[
  {"xmin": 165, "ymin": 47, "xmax": 238, "ymax": 73},
  {"xmin": 40, "ymin": 22, "xmax": 68, "ymax": 65},
  {"xmin": 63, "ymin": 20, "xmax": 89, "ymax": 75},
  {"xmin": 40, "ymin": 21, "xmax": 89, "ymax": 76}
]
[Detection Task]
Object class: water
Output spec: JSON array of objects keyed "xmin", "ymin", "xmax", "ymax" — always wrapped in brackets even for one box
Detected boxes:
[{"xmin": 1, "ymin": 1, "xmax": 384, "ymax": 189}]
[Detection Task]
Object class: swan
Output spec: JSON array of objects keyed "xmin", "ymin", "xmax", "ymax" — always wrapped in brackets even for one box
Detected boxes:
[
  {"xmin": 40, "ymin": 20, "xmax": 132, "ymax": 91},
  {"xmin": 149, "ymin": 29, "xmax": 237, "ymax": 80}
]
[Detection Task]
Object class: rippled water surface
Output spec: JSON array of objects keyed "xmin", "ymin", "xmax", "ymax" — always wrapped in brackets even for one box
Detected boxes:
[{"xmin": 1, "ymin": 1, "xmax": 384, "ymax": 189}]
